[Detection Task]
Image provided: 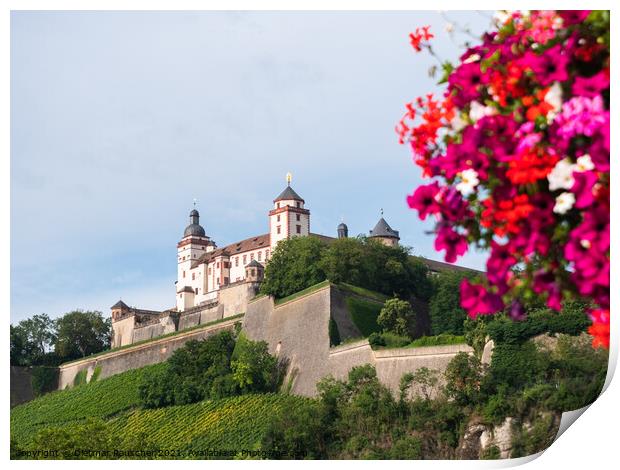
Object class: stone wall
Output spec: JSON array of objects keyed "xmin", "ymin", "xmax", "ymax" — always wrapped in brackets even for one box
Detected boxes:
[
  {"xmin": 218, "ymin": 281, "xmax": 260, "ymax": 318},
  {"xmin": 111, "ymin": 315, "xmax": 135, "ymax": 348},
  {"xmin": 10, "ymin": 366, "xmax": 35, "ymax": 408},
  {"xmin": 57, "ymin": 317, "xmax": 242, "ymax": 390},
  {"xmin": 243, "ymin": 283, "xmax": 473, "ymax": 397},
  {"xmin": 132, "ymin": 315, "xmax": 177, "ymax": 343}
]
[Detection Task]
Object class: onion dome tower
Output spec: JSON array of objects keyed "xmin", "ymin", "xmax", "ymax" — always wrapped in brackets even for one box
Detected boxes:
[{"xmin": 337, "ymin": 221, "xmax": 349, "ymax": 239}]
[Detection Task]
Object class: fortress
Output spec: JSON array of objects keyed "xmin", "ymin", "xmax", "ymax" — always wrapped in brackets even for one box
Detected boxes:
[
  {"xmin": 53, "ymin": 175, "xmax": 483, "ymax": 401},
  {"xmin": 110, "ymin": 175, "xmax": 416, "ymax": 348}
]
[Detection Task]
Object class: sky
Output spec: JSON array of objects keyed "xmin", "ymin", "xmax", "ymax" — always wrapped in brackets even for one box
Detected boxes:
[{"xmin": 11, "ymin": 11, "xmax": 493, "ymax": 323}]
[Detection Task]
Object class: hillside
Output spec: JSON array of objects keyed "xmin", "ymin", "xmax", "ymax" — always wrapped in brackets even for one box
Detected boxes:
[{"xmin": 11, "ymin": 364, "xmax": 308, "ymax": 459}]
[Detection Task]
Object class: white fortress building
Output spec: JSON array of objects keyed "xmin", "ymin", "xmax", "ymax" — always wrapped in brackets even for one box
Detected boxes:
[{"xmin": 110, "ymin": 175, "xmax": 404, "ymax": 348}]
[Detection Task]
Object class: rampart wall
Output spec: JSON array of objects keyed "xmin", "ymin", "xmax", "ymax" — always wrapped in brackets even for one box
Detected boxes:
[
  {"xmin": 57, "ymin": 317, "xmax": 242, "ymax": 390},
  {"xmin": 243, "ymin": 284, "xmax": 474, "ymax": 397}
]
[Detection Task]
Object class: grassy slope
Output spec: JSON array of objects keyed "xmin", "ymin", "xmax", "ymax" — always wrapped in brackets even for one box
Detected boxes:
[
  {"xmin": 11, "ymin": 364, "xmax": 308, "ymax": 456},
  {"xmin": 345, "ymin": 296, "xmax": 383, "ymax": 337}
]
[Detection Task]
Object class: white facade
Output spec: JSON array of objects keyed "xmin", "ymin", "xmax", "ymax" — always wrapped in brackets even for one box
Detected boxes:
[{"xmin": 175, "ymin": 184, "xmax": 309, "ymax": 312}]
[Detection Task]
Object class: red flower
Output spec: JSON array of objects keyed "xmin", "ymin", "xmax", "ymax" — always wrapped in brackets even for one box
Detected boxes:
[{"xmin": 409, "ymin": 26, "xmax": 434, "ymax": 52}]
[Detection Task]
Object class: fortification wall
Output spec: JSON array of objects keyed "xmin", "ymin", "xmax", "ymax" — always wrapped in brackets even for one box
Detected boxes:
[
  {"xmin": 219, "ymin": 282, "xmax": 259, "ymax": 318},
  {"xmin": 243, "ymin": 287, "xmax": 332, "ymax": 396},
  {"xmin": 244, "ymin": 284, "xmax": 474, "ymax": 398},
  {"xmin": 10, "ymin": 366, "xmax": 35, "ymax": 408},
  {"xmin": 57, "ymin": 317, "xmax": 242, "ymax": 390},
  {"xmin": 132, "ymin": 316, "xmax": 177, "ymax": 343},
  {"xmin": 111, "ymin": 315, "xmax": 135, "ymax": 348}
]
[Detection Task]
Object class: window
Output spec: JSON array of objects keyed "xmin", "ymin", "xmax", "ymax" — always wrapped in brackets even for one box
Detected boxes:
[
  {"xmin": 217, "ymin": 278, "xmax": 220, "ymax": 286},
  {"xmin": 296, "ymin": 214, "xmax": 300, "ymax": 221},
  {"xmin": 277, "ymin": 203, "xmax": 280, "ymax": 208},
  {"xmin": 208, "ymin": 268, "xmax": 211, "ymax": 275},
  {"xmin": 266, "ymin": 249, "xmax": 270, "ymax": 259},
  {"xmin": 224, "ymin": 277, "xmax": 229, "ymax": 285},
  {"xmin": 183, "ymin": 271, "xmax": 186, "ymax": 278},
  {"xmin": 277, "ymin": 215, "xmax": 281, "ymax": 222},
  {"xmin": 235, "ymin": 257, "xmax": 239, "ymax": 267},
  {"xmin": 192, "ymin": 272, "xmax": 195, "ymax": 280},
  {"xmin": 277, "ymin": 225, "xmax": 281, "ymax": 234},
  {"xmin": 250, "ymin": 253, "xmax": 254, "ymax": 261},
  {"xmin": 296, "ymin": 202, "xmax": 300, "ymax": 208},
  {"xmin": 296, "ymin": 225, "xmax": 301, "ymax": 234},
  {"xmin": 243, "ymin": 254, "xmax": 247, "ymax": 264},
  {"xmin": 258, "ymin": 251, "xmax": 262, "ymax": 261},
  {"xmin": 217, "ymin": 262, "xmax": 220, "ymax": 268},
  {"xmin": 195, "ymin": 288, "xmax": 199, "ymax": 294}
]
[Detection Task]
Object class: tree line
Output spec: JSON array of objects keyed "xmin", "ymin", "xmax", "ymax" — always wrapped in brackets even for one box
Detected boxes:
[{"xmin": 11, "ymin": 310, "xmax": 111, "ymax": 367}]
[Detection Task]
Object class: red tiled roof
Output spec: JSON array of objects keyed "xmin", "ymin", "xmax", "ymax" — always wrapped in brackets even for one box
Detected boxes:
[{"xmin": 192, "ymin": 233, "xmax": 270, "ymax": 268}]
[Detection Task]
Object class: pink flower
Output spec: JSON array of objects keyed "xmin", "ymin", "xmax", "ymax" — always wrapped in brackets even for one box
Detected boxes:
[
  {"xmin": 486, "ymin": 241, "xmax": 517, "ymax": 286},
  {"xmin": 407, "ymin": 182, "xmax": 441, "ymax": 220},
  {"xmin": 554, "ymin": 95, "xmax": 608, "ymax": 139},
  {"xmin": 570, "ymin": 170, "xmax": 598, "ymax": 209},
  {"xmin": 519, "ymin": 45, "xmax": 570, "ymax": 86},
  {"xmin": 434, "ymin": 225, "xmax": 468, "ymax": 263},
  {"xmin": 460, "ymin": 278, "xmax": 504, "ymax": 318},
  {"xmin": 533, "ymin": 270, "xmax": 562, "ymax": 311},
  {"xmin": 509, "ymin": 300, "xmax": 526, "ymax": 321},
  {"xmin": 573, "ymin": 70, "xmax": 610, "ymax": 98}
]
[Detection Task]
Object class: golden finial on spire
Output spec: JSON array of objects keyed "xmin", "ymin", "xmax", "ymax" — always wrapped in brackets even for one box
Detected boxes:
[{"xmin": 286, "ymin": 172, "xmax": 292, "ymax": 186}]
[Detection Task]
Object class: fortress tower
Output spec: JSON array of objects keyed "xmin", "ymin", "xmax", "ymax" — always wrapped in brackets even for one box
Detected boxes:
[
  {"xmin": 369, "ymin": 212, "xmax": 400, "ymax": 247},
  {"xmin": 177, "ymin": 208, "xmax": 215, "ymax": 297},
  {"xmin": 268, "ymin": 173, "xmax": 310, "ymax": 247}
]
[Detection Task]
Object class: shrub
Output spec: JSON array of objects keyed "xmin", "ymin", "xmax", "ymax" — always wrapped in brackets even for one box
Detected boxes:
[
  {"xmin": 231, "ymin": 333, "xmax": 281, "ymax": 394},
  {"xmin": 429, "ymin": 271, "xmax": 479, "ymax": 335},
  {"xmin": 444, "ymin": 352, "xmax": 483, "ymax": 407},
  {"xmin": 31, "ymin": 367, "xmax": 59, "ymax": 397},
  {"xmin": 377, "ymin": 297, "xmax": 415, "ymax": 337},
  {"xmin": 138, "ymin": 331, "xmax": 282, "ymax": 408}
]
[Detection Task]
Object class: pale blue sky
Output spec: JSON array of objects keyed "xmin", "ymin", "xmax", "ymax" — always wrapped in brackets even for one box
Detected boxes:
[{"xmin": 11, "ymin": 11, "xmax": 492, "ymax": 322}]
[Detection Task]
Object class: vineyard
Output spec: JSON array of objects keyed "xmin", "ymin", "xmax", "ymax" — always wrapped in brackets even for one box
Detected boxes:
[
  {"xmin": 10, "ymin": 363, "xmax": 165, "ymax": 444},
  {"xmin": 11, "ymin": 363, "xmax": 309, "ymax": 458},
  {"xmin": 107, "ymin": 394, "xmax": 307, "ymax": 457}
]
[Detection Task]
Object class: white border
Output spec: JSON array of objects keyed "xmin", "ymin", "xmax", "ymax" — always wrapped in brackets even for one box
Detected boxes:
[{"xmin": 3, "ymin": 1, "xmax": 617, "ymax": 468}]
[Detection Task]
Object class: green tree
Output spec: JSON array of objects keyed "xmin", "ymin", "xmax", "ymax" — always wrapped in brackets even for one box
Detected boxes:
[
  {"xmin": 53, "ymin": 310, "xmax": 111, "ymax": 360},
  {"xmin": 377, "ymin": 297, "xmax": 415, "ymax": 337},
  {"xmin": 429, "ymin": 271, "xmax": 479, "ymax": 335},
  {"xmin": 260, "ymin": 236, "xmax": 327, "ymax": 298},
  {"xmin": 231, "ymin": 333, "xmax": 281, "ymax": 393},
  {"xmin": 444, "ymin": 352, "xmax": 483, "ymax": 407},
  {"xmin": 10, "ymin": 314, "xmax": 56, "ymax": 365}
]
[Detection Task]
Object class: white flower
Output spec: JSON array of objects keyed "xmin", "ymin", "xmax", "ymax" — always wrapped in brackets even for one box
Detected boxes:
[
  {"xmin": 469, "ymin": 101, "xmax": 496, "ymax": 123},
  {"xmin": 456, "ymin": 169, "xmax": 480, "ymax": 197},
  {"xmin": 450, "ymin": 113, "xmax": 467, "ymax": 132},
  {"xmin": 547, "ymin": 158, "xmax": 575, "ymax": 191},
  {"xmin": 553, "ymin": 192, "xmax": 575, "ymax": 214},
  {"xmin": 463, "ymin": 53, "xmax": 481, "ymax": 64},
  {"xmin": 575, "ymin": 154, "xmax": 595, "ymax": 172},
  {"xmin": 544, "ymin": 82, "xmax": 563, "ymax": 122},
  {"xmin": 494, "ymin": 11, "xmax": 512, "ymax": 25}
]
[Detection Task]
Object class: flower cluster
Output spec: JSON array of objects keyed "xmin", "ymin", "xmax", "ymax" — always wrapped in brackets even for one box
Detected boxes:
[{"xmin": 399, "ymin": 11, "xmax": 610, "ymax": 348}]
